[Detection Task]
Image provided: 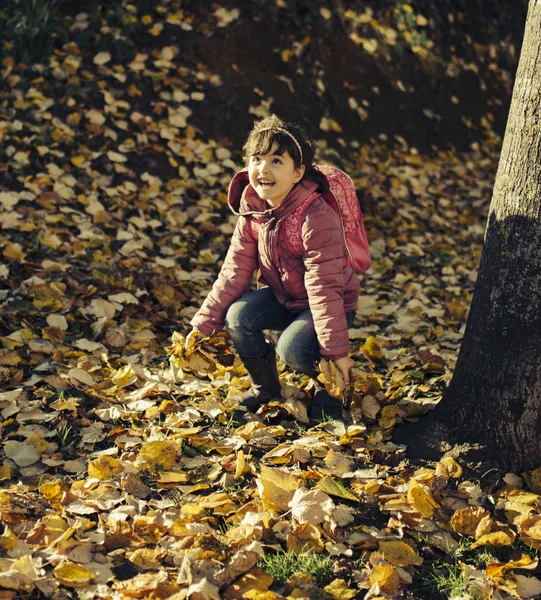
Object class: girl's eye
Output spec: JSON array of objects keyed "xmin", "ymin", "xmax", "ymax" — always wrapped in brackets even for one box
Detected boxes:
[{"xmin": 273, "ymin": 158, "xmax": 282, "ymax": 164}]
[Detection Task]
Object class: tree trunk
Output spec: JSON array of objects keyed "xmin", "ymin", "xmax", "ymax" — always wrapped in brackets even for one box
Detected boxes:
[{"xmin": 394, "ymin": 0, "xmax": 541, "ymax": 473}]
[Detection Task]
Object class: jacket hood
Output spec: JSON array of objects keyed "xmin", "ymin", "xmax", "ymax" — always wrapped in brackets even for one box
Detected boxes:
[{"xmin": 227, "ymin": 168, "xmax": 319, "ymax": 221}]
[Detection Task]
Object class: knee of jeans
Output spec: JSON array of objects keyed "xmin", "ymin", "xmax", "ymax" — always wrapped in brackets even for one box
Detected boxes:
[
  {"xmin": 225, "ymin": 300, "xmax": 250, "ymax": 334},
  {"xmin": 276, "ymin": 337, "xmax": 305, "ymax": 372}
]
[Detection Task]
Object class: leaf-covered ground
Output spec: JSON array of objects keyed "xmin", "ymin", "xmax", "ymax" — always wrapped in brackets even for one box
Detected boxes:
[{"xmin": 2, "ymin": 3, "xmax": 541, "ymax": 600}]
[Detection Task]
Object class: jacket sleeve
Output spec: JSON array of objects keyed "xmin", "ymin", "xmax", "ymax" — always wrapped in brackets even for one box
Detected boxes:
[
  {"xmin": 190, "ymin": 216, "xmax": 258, "ymax": 336},
  {"xmin": 302, "ymin": 200, "xmax": 350, "ymax": 360}
]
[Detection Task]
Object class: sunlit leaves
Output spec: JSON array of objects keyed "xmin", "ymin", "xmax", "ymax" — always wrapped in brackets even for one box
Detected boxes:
[
  {"xmin": 378, "ymin": 540, "xmax": 423, "ymax": 567},
  {"xmin": 288, "ymin": 488, "xmax": 334, "ymax": 525},
  {"xmin": 0, "ymin": 1, "xmax": 523, "ymax": 598},
  {"xmin": 53, "ymin": 562, "xmax": 96, "ymax": 588},
  {"xmin": 317, "ymin": 358, "xmax": 347, "ymax": 398},
  {"xmin": 88, "ymin": 455, "xmax": 124, "ymax": 480},
  {"xmin": 256, "ymin": 465, "xmax": 298, "ymax": 512}
]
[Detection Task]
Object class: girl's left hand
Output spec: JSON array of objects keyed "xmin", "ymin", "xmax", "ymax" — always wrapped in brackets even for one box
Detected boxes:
[{"xmin": 334, "ymin": 356, "xmax": 355, "ymax": 385}]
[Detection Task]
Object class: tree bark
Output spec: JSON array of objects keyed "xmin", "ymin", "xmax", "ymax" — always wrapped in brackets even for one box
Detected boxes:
[{"xmin": 394, "ymin": 0, "xmax": 541, "ymax": 473}]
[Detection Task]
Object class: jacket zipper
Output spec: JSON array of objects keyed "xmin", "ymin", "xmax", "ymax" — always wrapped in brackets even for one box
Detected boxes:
[{"xmin": 265, "ymin": 218, "xmax": 276, "ymax": 267}]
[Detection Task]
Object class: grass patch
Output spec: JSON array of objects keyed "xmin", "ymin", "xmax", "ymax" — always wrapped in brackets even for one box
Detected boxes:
[
  {"xmin": 1, "ymin": 0, "xmax": 63, "ymax": 64},
  {"xmin": 429, "ymin": 563, "xmax": 468, "ymax": 599},
  {"xmin": 259, "ymin": 550, "xmax": 334, "ymax": 588}
]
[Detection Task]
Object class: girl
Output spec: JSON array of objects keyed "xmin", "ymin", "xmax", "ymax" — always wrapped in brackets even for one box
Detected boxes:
[{"xmin": 187, "ymin": 115, "xmax": 360, "ymax": 421}]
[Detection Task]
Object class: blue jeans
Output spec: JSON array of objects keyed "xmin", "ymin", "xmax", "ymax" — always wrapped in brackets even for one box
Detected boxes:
[{"xmin": 224, "ymin": 287, "xmax": 356, "ymax": 378}]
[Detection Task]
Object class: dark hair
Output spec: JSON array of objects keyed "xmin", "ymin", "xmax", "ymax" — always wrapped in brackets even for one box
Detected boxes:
[{"xmin": 242, "ymin": 115, "xmax": 329, "ymax": 193}]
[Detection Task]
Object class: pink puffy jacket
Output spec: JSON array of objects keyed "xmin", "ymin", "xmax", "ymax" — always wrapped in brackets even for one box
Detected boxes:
[{"xmin": 190, "ymin": 170, "xmax": 360, "ymax": 360}]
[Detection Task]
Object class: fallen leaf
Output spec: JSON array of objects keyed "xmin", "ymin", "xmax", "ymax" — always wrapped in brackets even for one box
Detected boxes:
[
  {"xmin": 53, "ymin": 562, "xmax": 95, "ymax": 588},
  {"xmin": 378, "ymin": 540, "xmax": 423, "ymax": 567},
  {"xmin": 139, "ymin": 440, "xmax": 181, "ymax": 470},
  {"xmin": 288, "ymin": 488, "xmax": 335, "ymax": 525},
  {"xmin": 4, "ymin": 441, "xmax": 40, "ymax": 467},
  {"xmin": 470, "ymin": 530, "xmax": 515, "ymax": 549},
  {"xmin": 88, "ymin": 455, "xmax": 124, "ymax": 480},
  {"xmin": 317, "ymin": 477, "xmax": 359, "ymax": 502},
  {"xmin": 256, "ymin": 465, "xmax": 298, "ymax": 512}
]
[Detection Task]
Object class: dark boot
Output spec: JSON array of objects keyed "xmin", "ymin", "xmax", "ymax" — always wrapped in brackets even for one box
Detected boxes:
[
  {"xmin": 232, "ymin": 345, "xmax": 281, "ymax": 413},
  {"xmin": 308, "ymin": 386, "xmax": 344, "ymax": 423}
]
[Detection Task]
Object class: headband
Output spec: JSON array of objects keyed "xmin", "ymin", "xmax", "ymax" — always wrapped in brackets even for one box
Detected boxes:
[{"xmin": 259, "ymin": 127, "xmax": 303, "ymax": 164}]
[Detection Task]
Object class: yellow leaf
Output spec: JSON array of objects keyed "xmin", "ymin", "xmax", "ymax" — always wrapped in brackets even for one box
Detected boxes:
[
  {"xmin": 39, "ymin": 481, "xmax": 63, "ymax": 501},
  {"xmin": 0, "ymin": 527, "xmax": 17, "ymax": 550},
  {"xmin": 407, "ymin": 480, "xmax": 440, "ymax": 517},
  {"xmin": 486, "ymin": 554, "xmax": 537, "ymax": 579},
  {"xmin": 369, "ymin": 564, "xmax": 401, "ymax": 595},
  {"xmin": 88, "ymin": 455, "xmax": 124, "ymax": 480},
  {"xmin": 361, "ymin": 336, "xmax": 385, "ymax": 361},
  {"xmin": 110, "ymin": 365, "xmax": 137, "ymax": 387},
  {"xmin": 3, "ymin": 244, "xmax": 27, "ymax": 262},
  {"xmin": 324, "ymin": 578, "xmax": 357, "ymax": 600},
  {"xmin": 436, "ymin": 456, "xmax": 463, "ymax": 479},
  {"xmin": 451, "ymin": 507, "xmax": 491, "ymax": 536},
  {"xmin": 126, "ymin": 547, "xmax": 164, "ymax": 571},
  {"xmin": 139, "ymin": 440, "xmax": 180, "ymax": 470},
  {"xmin": 235, "ymin": 450, "xmax": 245, "ymax": 479},
  {"xmin": 256, "ymin": 465, "xmax": 298, "ymax": 512},
  {"xmin": 133, "ymin": 518, "xmax": 168, "ymax": 543},
  {"xmin": 286, "ymin": 523, "xmax": 324, "ymax": 554},
  {"xmin": 41, "ymin": 515, "xmax": 70, "ymax": 544},
  {"xmin": 281, "ymin": 49, "xmax": 294, "ymax": 62},
  {"xmin": 317, "ymin": 358, "xmax": 346, "ymax": 398},
  {"xmin": 67, "ymin": 112, "xmax": 81, "ymax": 125},
  {"xmin": 54, "ymin": 562, "xmax": 95, "ymax": 588},
  {"xmin": 470, "ymin": 530, "xmax": 515, "ymax": 549},
  {"xmin": 158, "ymin": 471, "xmax": 190, "ymax": 484},
  {"xmin": 180, "ymin": 504, "xmax": 207, "ymax": 521},
  {"xmin": 317, "ymin": 477, "xmax": 359, "ymax": 502},
  {"xmin": 71, "ymin": 155, "xmax": 86, "ymax": 167},
  {"xmin": 378, "ymin": 540, "xmax": 423, "ymax": 567},
  {"xmin": 379, "ymin": 404, "xmax": 400, "ymax": 429},
  {"xmin": 223, "ymin": 567, "xmax": 273, "ymax": 600}
]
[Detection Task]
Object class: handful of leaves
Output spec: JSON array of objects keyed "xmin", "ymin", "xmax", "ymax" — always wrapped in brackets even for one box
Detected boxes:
[
  {"xmin": 166, "ymin": 331, "xmax": 235, "ymax": 377},
  {"xmin": 317, "ymin": 358, "xmax": 349, "ymax": 398},
  {"xmin": 318, "ymin": 358, "xmax": 369, "ymax": 409}
]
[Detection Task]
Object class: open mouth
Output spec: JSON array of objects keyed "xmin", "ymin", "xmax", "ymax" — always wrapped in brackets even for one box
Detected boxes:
[{"xmin": 258, "ymin": 180, "xmax": 275, "ymax": 188}]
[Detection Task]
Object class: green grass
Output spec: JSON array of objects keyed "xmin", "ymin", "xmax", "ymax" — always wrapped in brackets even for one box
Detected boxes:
[
  {"xmin": 259, "ymin": 550, "xmax": 334, "ymax": 588},
  {"xmin": 429, "ymin": 563, "xmax": 468, "ymax": 599},
  {"xmin": 1, "ymin": 0, "xmax": 63, "ymax": 64},
  {"xmin": 413, "ymin": 542, "xmax": 515, "ymax": 600},
  {"xmin": 56, "ymin": 421, "xmax": 72, "ymax": 452}
]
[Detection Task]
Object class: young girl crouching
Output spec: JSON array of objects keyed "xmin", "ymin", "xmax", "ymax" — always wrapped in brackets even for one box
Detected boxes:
[{"xmin": 187, "ymin": 115, "xmax": 362, "ymax": 421}]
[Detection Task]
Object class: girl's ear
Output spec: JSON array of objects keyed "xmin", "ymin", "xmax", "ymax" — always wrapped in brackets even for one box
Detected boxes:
[{"xmin": 294, "ymin": 165, "xmax": 306, "ymax": 183}]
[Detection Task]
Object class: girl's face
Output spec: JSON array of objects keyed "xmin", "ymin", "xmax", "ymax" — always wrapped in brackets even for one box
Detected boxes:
[{"xmin": 248, "ymin": 143, "xmax": 305, "ymax": 207}]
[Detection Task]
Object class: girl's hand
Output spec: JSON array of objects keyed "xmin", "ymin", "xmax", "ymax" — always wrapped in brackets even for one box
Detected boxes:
[
  {"xmin": 334, "ymin": 356, "xmax": 355, "ymax": 385},
  {"xmin": 184, "ymin": 329, "xmax": 201, "ymax": 354}
]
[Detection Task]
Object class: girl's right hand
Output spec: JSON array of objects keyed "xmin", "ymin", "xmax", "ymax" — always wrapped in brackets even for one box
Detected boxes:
[
  {"xmin": 185, "ymin": 329, "xmax": 201, "ymax": 353},
  {"xmin": 334, "ymin": 356, "xmax": 355, "ymax": 386}
]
